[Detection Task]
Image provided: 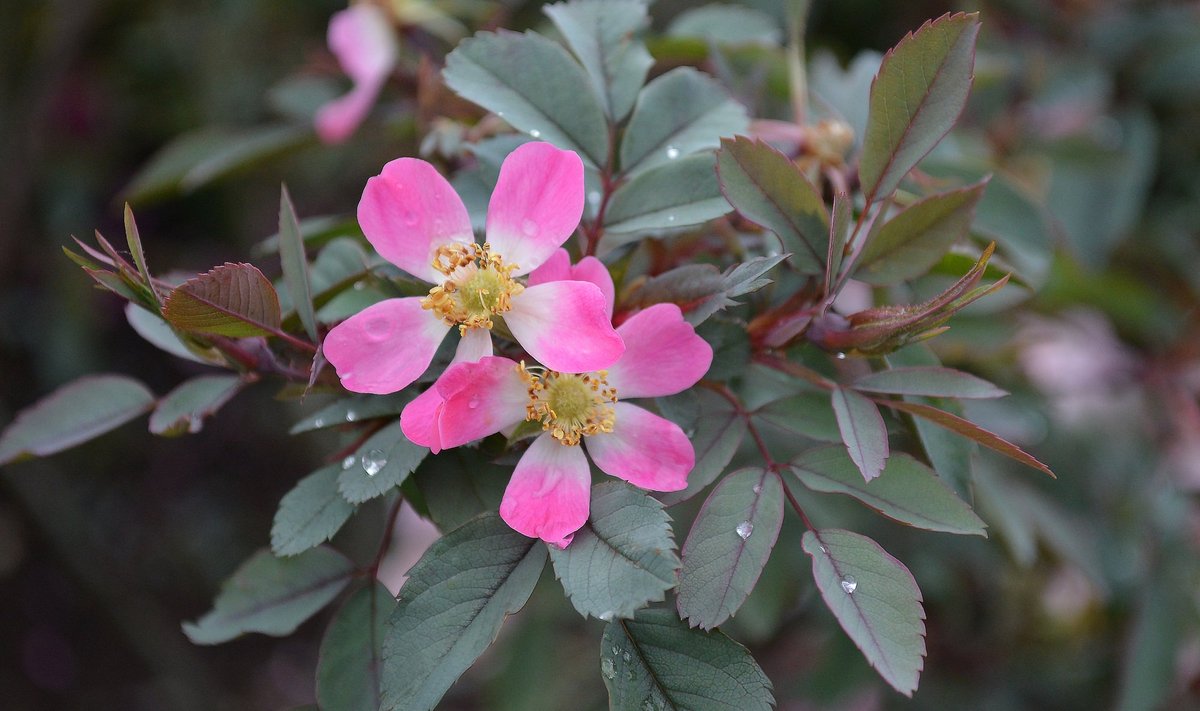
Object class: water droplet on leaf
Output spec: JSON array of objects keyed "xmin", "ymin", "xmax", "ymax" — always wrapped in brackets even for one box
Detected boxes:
[
  {"xmin": 345, "ymin": 410, "xmax": 357, "ymax": 422},
  {"xmin": 600, "ymin": 657, "xmax": 616, "ymax": 679},
  {"xmin": 665, "ymin": 214, "xmax": 677, "ymax": 223},
  {"xmin": 835, "ymin": 352, "xmax": 847, "ymax": 360},
  {"xmin": 598, "ymin": 610, "xmax": 614, "ymax": 621},
  {"xmin": 841, "ymin": 575, "xmax": 858, "ymax": 594},
  {"xmin": 588, "ymin": 191, "xmax": 601, "ymax": 208},
  {"xmin": 342, "ymin": 455, "xmax": 357, "ymax": 469},
  {"xmin": 752, "ymin": 483, "xmax": 762, "ymax": 494},
  {"xmin": 622, "ymin": 651, "xmax": 632, "ymax": 663},
  {"xmin": 312, "ymin": 417, "xmax": 325, "ymax": 428},
  {"xmin": 736, "ymin": 521, "xmax": 754, "ymax": 540},
  {"xmin": 529, "ymin": 129, "xmax": 541, "ymax": 138},
  {"xmin": 665, "ymin": 145, "xmax": 680, "ymax": 160},
  {"xmin": 361, "ymin": 449, "xmax": 387, "ymax": 476}
]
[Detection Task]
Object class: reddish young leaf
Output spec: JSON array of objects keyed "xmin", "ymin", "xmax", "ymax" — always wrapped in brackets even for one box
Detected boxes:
[{"xmin": 163, "ymin": 262, "xmax": 283, "ymax": 337}]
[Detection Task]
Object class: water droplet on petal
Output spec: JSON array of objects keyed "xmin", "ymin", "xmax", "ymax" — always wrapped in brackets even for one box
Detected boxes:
[
  {"xmin": 598, "ymin": 610, "xmax": 614, "ymax": 621},
  {"xmin": 841, "ymin": 575, "xmax": 858, "ymax": 594},
  {"xmin": 345, "ymin": 410, "xmax": 357, "ymax": 422},
  {"xmin": 600, "ymin": 657, "xmax": 616, "ymax": 679},
  {"xmin": 529, "ymin": 129, "xmax": 541, "ymax": 138},
  {"xmin": 342, "ymin": 455, "xmax": 357, "ymax": 469},
  {"xmin": 402, "ymin": 210, "xmax": 419, "ymax": 226},
  {"xmin": 521, "ymin": 218, "xmax": 539, "ymax": 237},
  {"xmin": 468, "ymin": 397, "xmax": 480, "ymax": 409},
  {"xmin": 665, "ymin": 145, "xmax": 680, "ymax": 160},
  {"xmin": 361, "ymin": 449, "xmax": 387, "ymax": 476},
  {"xmin": 736, "ymin": 521, "xmax": 754, "ymax": 540},
  {"xmin": 364, "ymin": 318, "xmax": 393, "ymax": 342}
]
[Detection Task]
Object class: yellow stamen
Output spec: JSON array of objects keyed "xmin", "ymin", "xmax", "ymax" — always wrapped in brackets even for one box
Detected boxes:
[
  {"xmin": 421, "ymin": 242, "xmax": 523, "ymax": 334},
  {"xmin": 520, "ymin": 364, "xmax": 617, "ymax": 446}
]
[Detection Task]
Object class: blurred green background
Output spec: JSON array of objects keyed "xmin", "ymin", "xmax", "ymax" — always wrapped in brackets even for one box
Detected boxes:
[{"xmin": 3, "ymin": 1, "xmax": 1200, "ymax": 709}]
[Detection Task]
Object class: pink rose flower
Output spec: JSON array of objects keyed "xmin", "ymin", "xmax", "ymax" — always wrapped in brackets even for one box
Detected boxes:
[
  {"xmin": 323, "ymin": 143, "xmax": 624, "ymax": 394},
  {"xmin": 315, "ymin": 4, "xmax": 399, "ymax": 144},
  {"xmin": 402, "ymin": 256, "xmax": 712, "ymax": 546}
]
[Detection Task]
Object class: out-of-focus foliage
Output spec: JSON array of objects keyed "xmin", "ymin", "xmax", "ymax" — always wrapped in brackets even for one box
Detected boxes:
[{"xmin": 3, "ymin": 1, "xmax": 1200, "ymax": 710}]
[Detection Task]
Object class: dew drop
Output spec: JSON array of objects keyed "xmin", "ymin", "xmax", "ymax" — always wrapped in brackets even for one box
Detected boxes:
[
  {"xmin": 364, "ymin": 317, "xmax": 393, "ymax": 342},
  {"xmin": 529, "ymin": 129, "xmax": 542, "ymax": 138},
  {"xmin": 312, "ymin": 417, "xmax": 326, "ymax": 428},
  {"xmin": 496, "ymin": 110, "xmax": 505, "ymax": 118},
  {"xmin": 665, "ymin": 145, "xmax": 680, "ymax": 160},
  {"xmin": 587, "ymin": 191, "xmax": 602, "ymax": 209},
  {"xmin": 840, "ymin": 575, "xmax": 858, "ymax": 594},
  {"xmin": 736, "ymin": 521, "xmax": 754, "ymax": 540},
  {"xmin": 353, "ymin": 280, "xmax": 366, "ymax": 291},
  {"xmin": 622, "ymin": 651, "xmax": 632, "ymax": 663},
  {"xmin": 521, "ymin": 218, "xmax": 539, "ymax": 237},
  {"xmin": 345, "ymin": 410, "xmax": 357, "ymax": 422},
  {"xmin": 598, "ymin": 610, "xmax": 614, "ymax": 621},
  {"xmin": 835, "ymin": 352, "xmax": 847, "ymax": 360},
  {"xmin": 665, "ymin": 214, "xmax": 677, "ymax": 223},
  {"xmin": 342, "ymin": 455, "xmax": 357, "ymax": 469},
  {"xmin": 361, "ymin": 449, "xmax": 387, "ymax": 476},
  {"xmin": 600, "ymin": 657, "xmax": 616, "ymax": 680},
  {"xmin": 468, "ymin": 397, "xmax": 480, "ymax": 410},
  {"xmin": 402, "ymin": 210, "xmax": 419, "ymax": 226},
  {"xmin": 752, "ymin": 483, "xmax": 762, "ymax": 494},
  {"xmin": 819, "ymin": 545, "xmax": 827, "ymax": 553}
]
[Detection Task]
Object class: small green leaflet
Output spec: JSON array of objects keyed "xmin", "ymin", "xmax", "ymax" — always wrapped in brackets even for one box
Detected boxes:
[
  {"xmin": 279, "ymin": 184, "xmax": 318, "ymax": 343},
  {"xmin": 0, "ymin": 375, "xmax": 156, "ymax": 465},
  {"xmin": 790, "ymin": 445, "xmax": 986, "ymax": 536},
  {"xmin": 183, "ymin": 546, "xmax": 355, "ymax": 645},
  {"xmin": 601, "ymin": 608, "xmax": 774, "ymax": 710},
  {"xmin": 801, "ymin": 529, "xmax": 926, "ymax": 696},
  {"xmin": 677, "ymin": 468, "xmax": 785, "ymax": 630},
  {"xmin": 149, "ymin": 374, "xmax": 244, "ymax": 436},
  {"xmin": 602, "ymin": 153, "xmax": 732, "ymax": 239},
  {"xmin": 658, "ymin": 389, "xmax": 748, "ymax": 505},
  {"xmin": 549, "ymin": 482, "xmax": 679, "ymax": 621},
  {"xmin": 852, "ymin": 365, "xmax": 1007, "ymax": 399},
  {"xmin": 831, "ymin": 386, "xmax": 889, "ymax": 482},
  {"xmin": 381, "ymin": 513, "xmax": 545, "ymax": 711},
  {"xmin": 271, "ymin": 464, "xmax": 356, "ymax": 557}
]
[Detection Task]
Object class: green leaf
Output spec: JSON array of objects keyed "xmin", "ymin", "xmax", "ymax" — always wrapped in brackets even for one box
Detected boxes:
[
  {"xmin": 149, "ymin": 374, "xmax": 244, "ymax": 436},
  {"xmin": 122, "ymin": 125, "xmax": 309, "ymax": 203},
  {"xmin": 621, "ymin": 255, "xmax": 785, "ymax": 325},
  {"xmin": 271, "ymin": 464, "xmax": 356, "ymax": 557},
  {"xmin": 801, "ymin": 529, "xmax": 926, "ymax": 696},
  {"xmin": 0, "ymin": 375, "xmax": 155, "ymax": 465},
  {"xmin": 700, "ymin": 319, "xmax": 750, "ymax": 384},
  {"xmin": 791, "ymin": 445, "xmax": 986, "ymax": 535},
  {"xmin": 162, "ymin": 263, "xmax": 282, "ymax": 337},
  {"xmin": 317, "ymin": 581, "xmax": 394, "ymax": 711},
  {"xmin": 279, "ymin": 185, "xmax": 318, "ymax": 343},
  {"xmin": 443, "ymin": 30, "xmax": 609, "ymax": 167},
  {"xmin": 858, "ymin": 13, "xmax": 980, "ymax": 202},
  {"xmin": 875, "ymin": 399, "xmax": 1054, "ymax": 478},
  {"xmin": 290, "ymin": 392, "xmax": 413, "ymax": 434},
  {"xmin": 658, "ymin": 389, "xmax": 747, "ymax": 506},
  {"xmin": 677, "ymin": 468, "xmax": 785, "ymax": 630},
  {"xmin": 831, "ymin": 386, "xmax": 889, "ymax": 482},
  {"xmin": 125, "ymin": 303, "xmax": 214, "ymax": 364},
  {"xmin": 752, "ymin": 391, "xmax": 841, "ymax": 442},
  {"xmin": 338, "ymin": 421, "xmax": 428, "ymax": 504},
  {"xmin": 852, "ymin": 366, "xmax": 1006, "ymax": 399},
  {"xmin": 601, "ymin": 608, "xmax": 774, "ymax": 711},
  {"xmin": 620, "ymin": 67, "xmax": 748, "ymax": 177},
  {"xmin": 667, "ymin": 4, "xmax": 781, "ymax": 46},
  {"xmin": 826, "ymin": 192, "xmax": 852, "ymax": 294},
  {"xmin": 543, "ymin": 0, "xmax": 653, "ymax": 121},
  {"xmin": 123, "ymin": 204, "xmax": 159, "ymax": 310},
  {"xmin": 411, "ymin": 449, "xmax": 509, "ymax": 532},
  {"xmin": 381, "ymin": 513, "xmax": 546, "ymax": 711},
  {"xmin": 855, "ymin": 181, "xmax": 987, "ymax": 285},
  {"xmin": 182, "ymin": 546, "xmax": 355, "ymax": 645},
  {"xmin": 548, "ymin": 482, "xmax": 678, "ymax": 620},
  {"xmin": 602, "ymin": 153, "xmax": 731, "ymax": 238},
  {"xmin": 716, "ymin": 136, "xmax": 829, "ymax": 275}
]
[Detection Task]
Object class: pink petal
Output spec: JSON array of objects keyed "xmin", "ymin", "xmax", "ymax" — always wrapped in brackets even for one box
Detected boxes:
[
  {"xmin": 323, "ymin": 297, "xmax": 448, "ymax": 394},
  {"xmin": 528, "ymin": 250, "xmax": 615, "ymax": 320},
  {"xmin": 486, "ymin": 142, "xmax": 585, "ymax": 276},
  {"xmin": 505, "ymin": 281, "xmax": 624, "ymax": 373},
  {"xmin": 500, "ymin": 433, "xmax": 592, "ymax": 547},
  {"xmin": 358, "ymin": 158, "xmax": 474, "ymax": 283},
  {"xmin": 606, "ymin": 303, "xmax": 712, "ymax": 398},
  {"xmin": 400, "ymin": 385, "xmax": 446, "ymax": 453},
  {"xmin": 585, "ymin": 402, "xmax": 693, "ymax": 492},
  {"xmin": 315, "ymin": 5, "xmax": 397, "ymax": 145},
  {"xmin": 401, "ymin": 330, "xmax": 494, "ymax": 452},
  {"xmin": 315, "ymin": 84, "xmax": 380, "ymax": 144},
  {"xmin": 435, "ymin": 356, "xmax": 530, "ymax": 449}
]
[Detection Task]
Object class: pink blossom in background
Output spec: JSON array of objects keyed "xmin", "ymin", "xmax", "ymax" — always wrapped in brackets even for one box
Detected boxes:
[
  {"xmin": 315, "ymin": 4, "xmax": 399, "ymax": 144},
  {"xmin": 323, "ymin": 142, "xmax": 623, "ymax": 395},
  {"xmin": 404, "ymin": 297, "xmax": 712, "ymax": 547}
]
